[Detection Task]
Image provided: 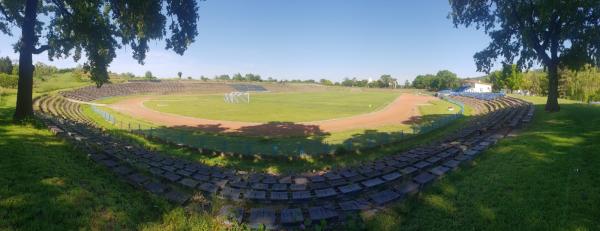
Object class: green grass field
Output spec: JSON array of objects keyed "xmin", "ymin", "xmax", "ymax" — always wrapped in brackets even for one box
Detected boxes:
[{"xmin": 143, "ymin": 90, "xmax": 400, "ymax": 122}]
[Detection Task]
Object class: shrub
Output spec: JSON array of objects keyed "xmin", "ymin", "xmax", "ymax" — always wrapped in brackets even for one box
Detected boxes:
[{"xmin": 0, "ymin": 73, "xmax": 18, "ymax": 88}]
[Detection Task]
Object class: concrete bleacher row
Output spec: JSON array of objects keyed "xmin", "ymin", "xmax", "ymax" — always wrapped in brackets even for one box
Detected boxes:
[
  {"xmin": 60, "ymin": 81, "xmax": 237, "ymax": 102},
  {"xmin": 34, "ymin": 96, "xmax": 94, "ymax": 125},
  {"xmin": 35, "ymin": 93, "xmax": 534, "ymax": 229},
  {"xmin": 450, "ymin": 92, "xmax": 506, "ymax": 101}
]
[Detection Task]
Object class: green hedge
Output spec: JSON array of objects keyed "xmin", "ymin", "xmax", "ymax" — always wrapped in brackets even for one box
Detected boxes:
[{"xmin": 0, "ymin": 73, "xmax": 18, "ymax": 88}]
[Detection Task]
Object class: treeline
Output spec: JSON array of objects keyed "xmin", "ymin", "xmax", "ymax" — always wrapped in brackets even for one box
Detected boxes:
[
  {"xmin": 210, "ymin": 73, "xmax": 408, "ymax": 88},
  {"xmin": 485, "ymin": 64, "xmax": 600, "ymax": 103},
  {"xmin": 411, "ymin": 70, "xmax": 461, "ymax": 91}
]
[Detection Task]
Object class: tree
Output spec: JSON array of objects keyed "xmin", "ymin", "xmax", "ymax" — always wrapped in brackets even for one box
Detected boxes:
[
  {"xmin": 450, "ymin": 1, "xmax": 600, "ymax": 112},
  {"xmin": 379, "ymin": 74, "xmax": 393, "ymax": 88},
  {"xmin": 404, "ymin": 80, "xmax": 411, "ymax": 88},
  {"xmin": 216, "ymin": 74, "xmax": 230, "ymax": 81},
  {"xmin": 502, "ymin": 64, "xmax": 523, "ymax": 92},
  {"xmin": 144, "ymin": 71, "xmax": 153, "ymax": 79},
  {"xmin": 0, "ymin": 56, "xmax": 12, "ymax": 74},
  {"xmin": 435, "ymin": 70, "xmax": 460, "ymax": 90},
  {"xmin": 177, "ymin": 72, "xmax": 182, "ymax": 79},
  {"xmin": 488, "ymin": 70, "xmax": 505, "ymax": 91},
  {"xmin": 319, "ymin": 78, "xmax": 333, "ymax": 86},
  {"xmin": 0, "ymin": 0, "xmax": 200, "ymax": 120},
  {"xmin": 232, "ymin": 73, "xmax": 243, "ymax": 81}
]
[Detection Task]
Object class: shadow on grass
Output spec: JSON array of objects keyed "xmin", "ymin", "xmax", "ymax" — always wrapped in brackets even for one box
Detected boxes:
[
  {"xmin": 105, "ymin": 113, "xmax": 471, "ymax": 174},
  {"xmin": 0, "ymin": 106, "xmax": 222, "ymax": 230},
  {"xmin": 362, "ymin": 103, "xmax": 600, "ymax": 230}
]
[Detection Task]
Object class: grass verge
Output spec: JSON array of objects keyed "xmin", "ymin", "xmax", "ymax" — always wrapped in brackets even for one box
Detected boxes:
[{"xmin": 364, "ymin": 96, "xmax": 600, "ymax": 230}]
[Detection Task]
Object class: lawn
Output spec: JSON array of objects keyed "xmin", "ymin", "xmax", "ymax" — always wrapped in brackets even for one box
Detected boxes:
[
  {"xmin": 143, "ymin": 91, "xmax": 400, "ymax": 122},
  {"xmin": 0, "ymin": 92, "xmax": 232, "ymax": 230},
  {"xmin": 365, "ymin": 96, "xmax": 600, "ymax": 230}
]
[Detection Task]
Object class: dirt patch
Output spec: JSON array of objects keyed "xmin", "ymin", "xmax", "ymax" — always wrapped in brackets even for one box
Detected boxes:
[{"xmin": 108, "ymin": 93, "xmax": 438, "ymax": 136}]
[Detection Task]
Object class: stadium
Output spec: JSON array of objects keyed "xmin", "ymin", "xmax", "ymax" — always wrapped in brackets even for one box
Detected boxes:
[
  {"xmin": 28, "ymin": 80, "xmax": 533, "ymax": 229},
  {"xmin": 2, "ymin": 1, "xmax": 599, "ymax": 230}
]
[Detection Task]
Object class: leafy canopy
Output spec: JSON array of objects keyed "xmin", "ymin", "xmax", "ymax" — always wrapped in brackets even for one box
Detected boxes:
[
  {"xmin": 449, "ymin": 0, "xmax": 600, "ymax": 71},
  {"xmin": 0, "ymin": 0, "xmax": 199, "ymax": 86}
]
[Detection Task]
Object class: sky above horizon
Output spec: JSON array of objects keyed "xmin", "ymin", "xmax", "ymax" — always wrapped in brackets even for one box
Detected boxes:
[{"xmin": 0, "ymin": 0, "xmax": 494, "ymax": 83}]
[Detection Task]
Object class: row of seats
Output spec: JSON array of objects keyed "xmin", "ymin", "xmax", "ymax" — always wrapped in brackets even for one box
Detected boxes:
[
  {"xmin": 450, "ymin": 92, "xmax": 506, "ymax": 101},
  {"xmin": 61, "ymin": 81, "xmax": 236, "ymax": 102},
  {"xmin": 34, "ymin": 95, "xmax": 94, "ymax": 125}
]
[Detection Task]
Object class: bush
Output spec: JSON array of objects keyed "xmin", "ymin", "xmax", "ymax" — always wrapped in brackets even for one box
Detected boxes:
[{"xmin": 0, "ymin": 73, "xmax": 18, "ymax": 88}]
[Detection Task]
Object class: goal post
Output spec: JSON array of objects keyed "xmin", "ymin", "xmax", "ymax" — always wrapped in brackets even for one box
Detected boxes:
[{"xmin": 224, "ymin": 91, "xmax": 250, "ymax": 104}]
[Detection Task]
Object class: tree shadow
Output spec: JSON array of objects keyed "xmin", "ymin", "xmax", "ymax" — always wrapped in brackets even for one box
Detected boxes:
[
  {"xmin": 0, "ymin": 106, "xmax": 187, "ymax": 230},
  {"xmin": 127, "ymin": 112, "xmax": 467, "ymax": 173},
  {"xmin": 363, "ymin": 102, "xmax": 600, "ymax": 230}
]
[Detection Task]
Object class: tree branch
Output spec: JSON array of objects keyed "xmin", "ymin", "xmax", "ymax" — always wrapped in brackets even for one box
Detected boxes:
[
  {"xmin": 0, "ymin": 3, "xmax": 14, "ymax": 22},
  {"xmin": 33, "ymin": 45, "xmax": 50, "ymax": 54},
  {"xmin": 510, "ymin": 1, "xmax": 551, "ymax": 65},
  {"xmin": 52, "ymin": 0, "xmax": 73, "ymax": 17}
]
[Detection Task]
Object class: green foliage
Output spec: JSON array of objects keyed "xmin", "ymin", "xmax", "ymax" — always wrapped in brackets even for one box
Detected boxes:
[
  {"xmin": 502, "ymin": 64, "xmax": 523, "ymax": 91},
  {"xmin": 0, "ymin": 73, "xmax": 18, "ymax": 88},
  {"xmin": 488, "ymin": 64, "xmax": 523, "ymax": 92},
  {"xmin": 0, "ymin": 0, "xmax": 199, "ymax": 87},
  {"xmin": 559, "ymin": 65, "xmax": 600, "ymax": 102},
  {"xmin": 412, "ymin": 70, "xmax": 460, "ymax": 91},
  {"xmin": 33, "ymin": 62, "xmax": 58, "ymax": 79},
  {"xmin": 11, "ymin": 64, "xmax": 18, "ymax": 75},
  {"xmin": 215, "ymin": 74, "xmax": 231, "ymax": 81},
  {"xmin": 227, "ymin": 73, "xmax": 262, "ymax": 82},
  {"xmin": 177, "ymin": 71, "xmax": 182, "ymax": 79},
  {"xmin": 319, "ymin": 78, "xmax": 334, "ymax": 86},
  {"xmin": 339, "ymin": 75, "xmax": 398, "ymax": 89},
  {"xmin": 450, "ymin": 1, "xmax": 600, "ymax": 110},
  {"xmin": 0, "ymin": 56, "xmax": 12, "ymax": 74},
  {"xmin": 244, "ymin": 73, "xmax": 262, "ymax": 82},
  {"xmin": 521, "ymin": 70, "xmax": 548, "ymax": 96},
  {"xmin": 450, "ymin": 1, "xmax": 600, "ymax": 72},
  {"xmin": 144, "ymin": 71, "xmax": 156, "ymax": 80}
]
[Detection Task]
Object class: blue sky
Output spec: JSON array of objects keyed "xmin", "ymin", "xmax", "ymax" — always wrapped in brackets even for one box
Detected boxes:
[{"xmin": 0, "ymin": 0, "xmax": 492, "ymax": 83}]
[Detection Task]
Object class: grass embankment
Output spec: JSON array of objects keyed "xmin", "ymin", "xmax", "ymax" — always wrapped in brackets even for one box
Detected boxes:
[
  {"xmin": 83, "ymin": 96, "xmax": 469, "ymax": 174},
  {"xmin": 366, "ymin": 96, "xmax": 600, "ymax": 230},
  {"xmin": 0, "ymin": 92, "xmax": 230, "ymax": 230}
]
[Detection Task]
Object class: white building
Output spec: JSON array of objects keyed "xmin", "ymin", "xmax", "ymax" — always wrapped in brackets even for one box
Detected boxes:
[{"xmin": 462, "ymin": 82, "xmax": 492, "ymax": 93}]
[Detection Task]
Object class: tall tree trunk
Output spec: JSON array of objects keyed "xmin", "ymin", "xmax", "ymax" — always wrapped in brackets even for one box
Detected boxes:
[
  {"xmin": 13, "ymin": 0, "xmax": 37, "ymax": 121},
  {"xmin": 545, "ymin": 61, "xmax": 560, "ymax": 112}
]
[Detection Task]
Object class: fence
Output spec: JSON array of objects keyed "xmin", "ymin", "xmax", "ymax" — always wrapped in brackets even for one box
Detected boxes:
[{"xmin": 89, "ymin": 97, "xmax": 464, "ymax": 157}]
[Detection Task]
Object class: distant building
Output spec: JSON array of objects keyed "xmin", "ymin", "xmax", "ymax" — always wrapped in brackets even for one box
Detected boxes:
[{"xmin": 458, "ymin": 80, "xmax": 492, "ymax": 93}]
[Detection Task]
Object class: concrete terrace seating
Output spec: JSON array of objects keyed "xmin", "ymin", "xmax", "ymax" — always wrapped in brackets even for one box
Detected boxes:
[
  {"xmin": 35, "ymin": 92, "xmax": 533, "ymax": 229},
  {"xmin": 229, "ymin": 84, "xmax": 268, "ymax": 92},
  {"xmin": 450, "ymin": 92, "xmax": 506, "ymax": 101},
  {"xmin": 34, "ymin": 95, "xmax": 94, "ymax": 125},
  {"xmin": 60, "ymin": 81, "xmax": 236, "ymax": 102}
]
